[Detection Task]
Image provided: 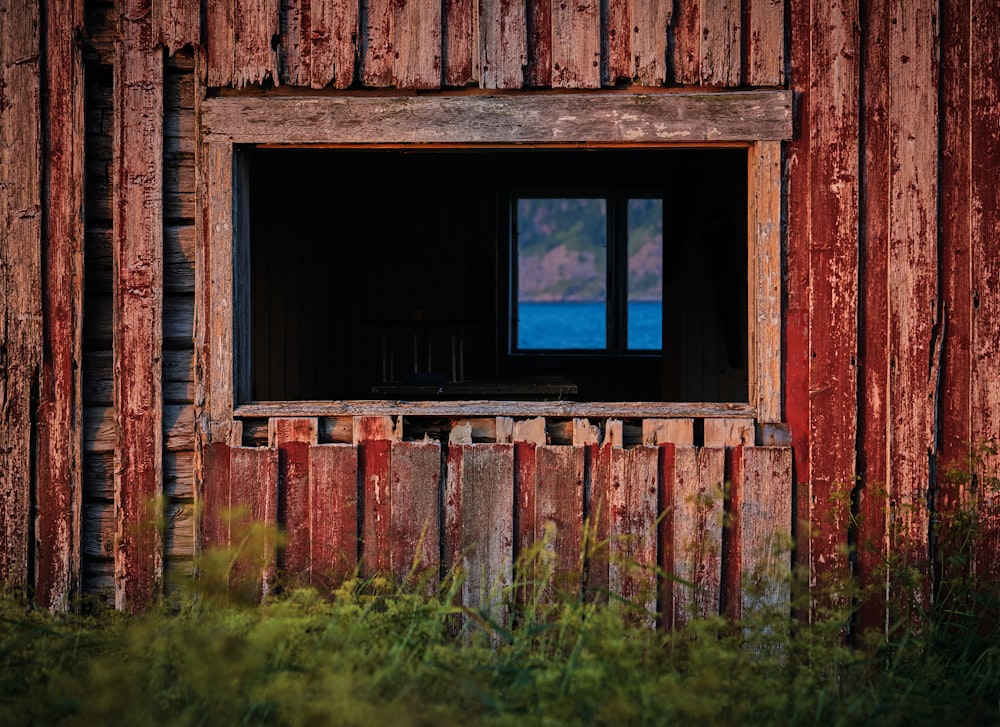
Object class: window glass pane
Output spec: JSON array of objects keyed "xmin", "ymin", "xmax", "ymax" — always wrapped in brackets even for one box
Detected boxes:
[
  {"xmin": 627, "ymin": 198, "xmax": 663, "ymax": 350},
  {"xmin": 517, "ymin": 198, "xmax": 607, "ymax": 350}
]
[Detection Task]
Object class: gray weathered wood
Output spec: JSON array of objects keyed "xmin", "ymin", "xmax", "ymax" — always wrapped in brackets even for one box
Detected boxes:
[
  {"xmin": 479, "ymin": 0, "xmax": 524, "ymax": 88},
  {"xmin": 551, "ymin": 0, "xmax": 600, "ymax": 88},
  {"xmin": 201, "ymin": 92, "xmax": 794, "ymax": 144}
]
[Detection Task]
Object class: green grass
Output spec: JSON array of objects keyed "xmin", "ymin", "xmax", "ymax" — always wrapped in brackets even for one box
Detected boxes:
[{"xmin": 2, "ymin": 546, "xmax": 998, "ymax": 727}]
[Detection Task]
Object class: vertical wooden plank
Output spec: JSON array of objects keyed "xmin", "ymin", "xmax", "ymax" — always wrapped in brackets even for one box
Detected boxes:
[
  {"xmin": 643, "ymin": 418, "xmax": 693, "ymax": 445},
  {"xmin": 35, "ymin": 0, "xmax": 85, "ymax": 611},
  {"xmin": 609, "ymin": 445, "xmax": 658, "ymax": 623},
  {"xmin": 390, "ymin": 441, "xmax": 441, "ymax": 588},
  {"xmin": 751, "ymin": 141, "xmax": 782, "ymax": 423},
  {"xmin": 114, "ymin": 0, "xmax": 164, "ymax": 613},
  {"xmin": 524, "ymin": 0, "xmax": 551, "ymax": 87},
  {"xmin": 356, "ymin": 416, "xmax": 397, "ymax": 574},
  {"xmin": 444, "ymin": 0, "xmax": 477, "ymax": 87},
  {"xmin": 970, "ymin": 0, "xmax": 1000, "ymax": 583},
  {"xmin": 279, "ymin": 0, "xmax": 311, "ymax": 86},
  {"xmin": 311, "ymin": 0, "xmax": 360, "ymax": 88},
  {"xmin": 309, "ymin": 443, "xmax": 358, "ymax": 588},
  {"xmin": 584, "ymin": 420, "xmax": 618, "ymax": 600},
  {"xmin": 550, "ymin": 0, "xmax": 600, "ymax": 88},
  {"xmin": 657, "ymin": 444, "xmax": 676, "ymax": 626},
  {"xmin": 887, "ymin": 0, "xmax": 938, "ymax": 612},
  {"xmin": 700, "ymin": 0, "xmax": 740, "ymax": 86},
  {"xmin": 670, "ymin": 447, "xmax": 724, "ymax": 626},
  {"xmin": 155, "ymin": 0, "xmax": 201, "ymax": 54},
  {"xmin": 362, "ymin": 0, "xmax": 394, "ymax": 86},
  {"xmin": 229, "ymin": 446, "xmax": 279, "ymax": 601},
  {"xmin": 480, "ymin": 0, "xmax": 525, "ymax": 89},
  {"xmin": 205, "ymin": 0, "xmax": 235, "ymax": 86},
  {"xmin": 394, "ymin": 0, "xmax": 442, "ymax": 89},
  {"xmin": 857, "ymin": 0, "xmax": 891, "ymax": 634},
  {"xmin": 0, "ymin": 0, "xmax": 42, "ymax": 595},
  {"xmin": 200, "ymin": 441, "xmax": 232, "ymax": 551},
  {"xmin": 805, "ymin": 0, "xmax": 859, "ymax": 614},
  {"xmin": 456, "ymin": 444, "xmax": 515, "ymax": 622},
  {"xmin": 704, "ymin": 418, "xmax": 754, "ymax": 447},
  {"xmin": 746, "ymin": 0, "xmax": 784, "ymax": 86},
  {"xmin": 269, "ymin": 417, "xmax": 318, "ymax": 586},
  {"xmin": 738, "ymin": 447, "xmax": 793, "ymax": 618},
  {"xmin": 513, "ymin": 419, "xmax": 545, "ymax": 592},
  {"xmin": 783, "ymin": 0, "xmax": 811, "ymax": 605},
  {"xmin": 205, "ymin": 143, "xmax": 235, "ymax": 429},
  {"xmin": 632, "ymin": 0, "xmax": 671, "ymax": 86},
  {"xmin": 670, "ymin": 0, "xmax": 700, "ymax": 85},
  {"xmin": 233, "ymin": 0, "xmax": 280, "ymax": 87},
  {"xmin": 605, "ymin": 0, "xmax": 631, "ymax": 84},
  {"xmin": 535, "ymin": 446, "xmax": 584, "ymax": 598}
]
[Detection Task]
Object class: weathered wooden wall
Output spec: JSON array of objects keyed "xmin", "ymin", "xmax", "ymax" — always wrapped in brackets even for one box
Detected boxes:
[
  {"xmin": 787, "ymin": 0, "xmax": 1000, "ymax": 628},
  {"xmin": 1, "ymin": 0, "xmax": 999, "ymax": 628}
]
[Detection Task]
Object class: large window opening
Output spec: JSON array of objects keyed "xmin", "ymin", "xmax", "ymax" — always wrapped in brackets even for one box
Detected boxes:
[{"xmin": 246, "ymin": 147, "xmax": 747, "ymax": 403}]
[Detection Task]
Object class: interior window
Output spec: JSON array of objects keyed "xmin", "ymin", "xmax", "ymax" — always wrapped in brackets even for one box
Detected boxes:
[
  {"xmin": 513, "ymin": 195, "xmax": 663, "ymax": 353},
  {"xmin": 246, "ymin": 148, "xmax": 747, "ymax": 403}
]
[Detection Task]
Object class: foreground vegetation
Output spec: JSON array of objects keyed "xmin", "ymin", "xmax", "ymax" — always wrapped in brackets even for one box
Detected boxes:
[{"xmin": 2, "ymin": 548, "xmax": 998, "ymax": 727}]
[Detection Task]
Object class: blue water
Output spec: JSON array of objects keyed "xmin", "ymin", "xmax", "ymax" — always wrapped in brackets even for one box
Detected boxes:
[{"xmin": 517, "ymin": 301, "xmax": 662, "ymax": 351}]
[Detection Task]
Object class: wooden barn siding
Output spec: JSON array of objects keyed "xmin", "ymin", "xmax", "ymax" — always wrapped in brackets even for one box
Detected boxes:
[
  {"xmin": 786, "ymin": 0, "xmax": 1000, "ymax": 626},
  {"xmin": 199, "ymin": 415, "xmax": 792, "ymax": 622},
  {"xmin": 195, "ymin": 0, "xmax": 784, "ymax": 88}
]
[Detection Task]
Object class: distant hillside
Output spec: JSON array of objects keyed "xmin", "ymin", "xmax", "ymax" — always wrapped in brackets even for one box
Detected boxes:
[{"xmin": 517, "ymin": 198, "xmax": 662, "ymax": 302}]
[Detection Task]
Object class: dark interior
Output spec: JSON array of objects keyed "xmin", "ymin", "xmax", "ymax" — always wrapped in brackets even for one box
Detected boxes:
[{"xmin": 247, "ymin": 147, "xmax": 748, "ymax": 403}]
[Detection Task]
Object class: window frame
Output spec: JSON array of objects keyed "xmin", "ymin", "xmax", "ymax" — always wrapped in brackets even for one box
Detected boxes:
[
  {"xmin": 198, "ymin": 92, "xmax": 790, "ymax": 426},
  {"xmin": 508, "ymin": 189, "xmax": 665, "ymax": 356}
]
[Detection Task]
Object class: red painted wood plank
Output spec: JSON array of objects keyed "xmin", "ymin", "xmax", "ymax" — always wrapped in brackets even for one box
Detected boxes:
[
  {"xmin": 514, "ymin": 441, "xmax": 538, "ymax": 596},
  {"xmin": 887, "ymin": 0, "xmax": 938, "ymax": 615},
  {"xmin": 390, "ymin": 441, "xmax": 441, "ymax": 589},
  {"xmin": 360, "ymin": 438, "xmax": 391, "ymax": 574},
  {"xmin": 535, "ymin": 446, "xmax": 584, "ymax": 599},
  {"xmin": 393, "ymin": 0, "xmax": 441, "ymax": 89},
  {"xmin": 229, "ymin": 446, "xmax": 279, "ymax": 601},
  {"xmin": 309, "ymin": 444, "xmax": 358, "ymax": 588},
  {"xmin": 0, "ymin": 0, "xmax": 42, "ymax": 595},
  {"xmin": 444, "ymin": 0, "xmax": 476, "ymax": 86},
  {"xmin": 784, "ymin": 0, "xmax": 811, "ymax": 605},
  {"xmin": 746, "ymin": 0, "xmax": 783, "ymax": 86},
  {"xmin": 633, "ymin": 1, "xmax": 671, "ymax": 86},
  {"xmin": 524, "ymin": 0, "xmax": 551, "ymax": 87},
  {"xmin": 657, "ymin": 444, "xmax": 676, "ymax": 626},
  {"xmin": 551, "ymin": 0, "xmax": 600, "ymax": 88},
  {"xmin": 700, "ymin": 0, "xmax": 740, "ymax": 86},
  {"xmin": 279, "ymin": 0, "xmax": 311, "ymax": 85},
  {"xmin": 856, "ymin": 0, "xmax": 891, "ymax": 634},
  {"xmin": 36, "ymin": 0, "xmax": 84, "ymax": 611},
  {"xmin": 805, "ymin": 0, "xmax": 859, "ymax": 614},
  {"xmin": 362, "ymin": 0, "xmax": 394, "ymax": 86},
  {"xmin": 584, "ymin": 439, "xmax": 610, "ymax": 601},
  {"xmin": 155, "ymin": 0, "xmax": 201, "ymax": 54},
  {"xmin": 970, "ymin": 0, "xmax": 1000, "ymax": 584},
  {"xmin": 114, "ymin": 0, "xmax": 164, "ymax": 614},
  {"xmin": 604, "ymin": 0, "xmax": 630, "ymax": 84},
  {"xmin": 233, "ymin": 0, "xmax": 280, "ymax": 87},
  {"xmin": 610, "ymin": 446, "xmax": 658, "ymax": 623},
  {"xmin": 200, "ymin": 442, "xmax": 232, "ymax": 551},
  {"xmin": 270, "ymin": 418, "xmax": 318, "ymax": 587},
  {"xmin": 671, "ymin": 0, "xmax": 700, "ymax": 85},
  {"xmin": 935, "ymin": 0, "xmax": 972, "ymax": 594},
  {"xmin": 204, "ymin": 0, "xmax": 234, "ymax": 86},
  {"xmin": 310, "ymin": 0, "xmax": 359, "ymax": 88}
]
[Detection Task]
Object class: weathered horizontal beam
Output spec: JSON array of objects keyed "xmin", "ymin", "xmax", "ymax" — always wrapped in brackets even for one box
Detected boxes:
[
  {"xmin": 201, "ymin": 91, "xmax": 793, "ymax": 144},
  {"xmin": 235, "ymin": 400, "xmax": 756, "ymax": 419}
]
